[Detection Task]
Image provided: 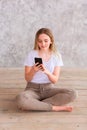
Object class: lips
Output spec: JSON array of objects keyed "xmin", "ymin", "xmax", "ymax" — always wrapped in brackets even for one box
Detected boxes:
[{"xmin": 41, "ymin": 46, "xmax": 46, "ymax": 48}]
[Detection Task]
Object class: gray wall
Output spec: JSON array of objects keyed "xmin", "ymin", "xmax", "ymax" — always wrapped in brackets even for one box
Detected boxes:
[{"xmin": 0, "ymin": 0, "xmax": 87, "ymax": 67}]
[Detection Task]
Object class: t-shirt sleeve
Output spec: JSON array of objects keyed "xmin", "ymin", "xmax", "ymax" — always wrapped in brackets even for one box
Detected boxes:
[
  {"xmin": 54, "ymin": 53, "xmax": 64, "ymax": 66},
  {"xmin": 24, "ymin": 51, "xmax": 34, "ymax": 66}
]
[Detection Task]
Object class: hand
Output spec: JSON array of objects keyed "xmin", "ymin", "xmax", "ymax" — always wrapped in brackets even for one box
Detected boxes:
[
  {"xmin": 33, "ymin": 63, "xmax": 43, "ymax": 72},
  {"xmin": 40, "ymin": 64, "xmax": 50, "ymax": 75}
]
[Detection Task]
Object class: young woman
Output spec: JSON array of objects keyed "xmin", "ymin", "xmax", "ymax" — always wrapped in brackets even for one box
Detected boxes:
[{"xmin": 16, "ymin": 28, "xmax": 76, "ymax": 112}]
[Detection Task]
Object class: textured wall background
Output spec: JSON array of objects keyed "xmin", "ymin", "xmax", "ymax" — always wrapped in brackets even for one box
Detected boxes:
[{"xmin": 0, "ymin": 0, "xmax": 87, "ymax": 67}]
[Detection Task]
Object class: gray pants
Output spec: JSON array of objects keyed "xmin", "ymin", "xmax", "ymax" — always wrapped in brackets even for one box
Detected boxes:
[{"xmin": 16, "ymin": 82, "xmax": 77, "ymax": 111}]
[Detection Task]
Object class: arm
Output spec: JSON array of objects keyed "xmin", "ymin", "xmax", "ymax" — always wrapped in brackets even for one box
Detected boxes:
[
  {"xmin": 41, "ymin": 65, "xmax": 61, "ymax": 84},
  {"xmin": 25, "ymin": 63, "xmax": 42, "ymax": 82},
  {"xmin": 25, "ymin": 66, "xmax": 36, "ymax": 82}
]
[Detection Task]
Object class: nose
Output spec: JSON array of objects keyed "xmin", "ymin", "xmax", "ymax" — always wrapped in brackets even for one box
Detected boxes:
[{"xmin": 42, "ymin": 42, "xmax": 45, "ymax": 46}]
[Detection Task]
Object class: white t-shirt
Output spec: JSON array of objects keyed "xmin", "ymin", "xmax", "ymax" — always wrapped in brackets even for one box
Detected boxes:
[{"xmin": 24, "ymin": 50, "xmax": 63, "ymax": 83}]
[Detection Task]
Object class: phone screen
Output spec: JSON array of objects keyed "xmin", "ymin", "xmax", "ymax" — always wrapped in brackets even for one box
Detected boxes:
[{"xmin": 34, "ymin": 57, "xmax": 43, "ymax": 65}]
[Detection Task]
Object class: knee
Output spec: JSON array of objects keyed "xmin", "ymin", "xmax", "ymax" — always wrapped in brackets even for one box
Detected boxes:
[
  {"xmin": 69, "ymin": 89, "xmax": 78, "ymax": 101},
  {"xmin": 15, "ymin": 92, "xmax": 27, "ymax": 110}
]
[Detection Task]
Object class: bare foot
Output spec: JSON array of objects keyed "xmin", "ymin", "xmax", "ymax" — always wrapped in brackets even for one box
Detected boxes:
[{"xmin": 52, "ymin": 106, "xmax": 73, "ymax": 112}]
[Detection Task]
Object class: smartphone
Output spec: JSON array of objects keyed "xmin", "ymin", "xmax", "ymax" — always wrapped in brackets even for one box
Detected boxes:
[{"xmin": 34, "ymin": 57, "xmax": 43, "ymax": 66}]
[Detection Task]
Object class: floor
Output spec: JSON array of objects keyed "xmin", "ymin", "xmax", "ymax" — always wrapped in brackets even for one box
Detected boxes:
[{"xmin": 0, "ymin": 68, "xmax": 87, "ymax": 130}]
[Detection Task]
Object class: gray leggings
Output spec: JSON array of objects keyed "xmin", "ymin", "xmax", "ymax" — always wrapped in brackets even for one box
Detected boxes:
[{"xmin": 16, "ymin": 82, "xmax": 77, "ymax": 111}]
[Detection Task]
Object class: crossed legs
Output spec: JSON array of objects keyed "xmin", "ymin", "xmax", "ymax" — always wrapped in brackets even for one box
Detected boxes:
[{"xmin": 16, "ymin": 87, "xmax": 77, "ymax": 112}]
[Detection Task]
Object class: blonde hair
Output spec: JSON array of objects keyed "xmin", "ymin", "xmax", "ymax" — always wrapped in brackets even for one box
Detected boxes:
[{"xmin": 34, "ymin": 28, "xmax": 57, "ymax": 53}]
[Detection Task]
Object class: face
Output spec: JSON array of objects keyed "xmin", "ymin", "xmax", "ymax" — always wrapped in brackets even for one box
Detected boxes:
[{"xmin": 37, "ymin": 34, "xmax": 52, "ymax": 50}]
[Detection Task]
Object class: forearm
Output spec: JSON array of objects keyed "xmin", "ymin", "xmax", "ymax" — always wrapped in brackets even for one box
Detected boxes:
[
  {"xmin": 25, "ymin": 64, "xmax": 43, "ymax": 82},
  {"xmin": 43, "ymin": 66, "xmax": 60, "ymax": 84},
  {"xmin": 45, "ymin": 71, "xmax": 58, "ymax": 84},
  {"xmin": 25, "ymin": 67, "xmax": 36, "ymax": 82}
]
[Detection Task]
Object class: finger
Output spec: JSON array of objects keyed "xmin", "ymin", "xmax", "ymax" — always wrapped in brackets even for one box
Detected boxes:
[
  {"xmin": 37, "ymin": 64, "xmax": 42, "ymax": 69},
  {"xmin": 35, "ymin": 62, "xmax": 39, "ymax": 66},
  {"xmin": 39, "ymin": 65, "xmax": 44, "ymax": 71}
]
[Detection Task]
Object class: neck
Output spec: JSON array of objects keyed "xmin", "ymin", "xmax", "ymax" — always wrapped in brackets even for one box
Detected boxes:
[
  {"xmin": 39, "ymin": 49, "xmax": 51, "ymax": 54},
  {"xmin": 38, "ymin": 49, "xmax": 52, "ymax": 61}
]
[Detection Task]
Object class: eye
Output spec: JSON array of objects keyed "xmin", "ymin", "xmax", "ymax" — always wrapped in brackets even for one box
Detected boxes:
[
  {"xmin": 38, "ymin": 40, "xmax": 42, "ymax": 43},
  {"xmin": 44, "ymin": 40, "xmax": 48, "ymax": 42}
]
